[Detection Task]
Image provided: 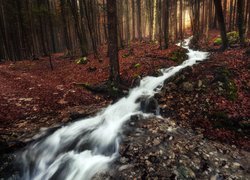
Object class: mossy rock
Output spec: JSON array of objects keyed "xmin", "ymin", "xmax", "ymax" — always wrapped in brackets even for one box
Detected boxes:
[
  {"xmin": 76, "ymin": 57, "xmax": 88, "ymax": 64},
  {"xmin": 214, "ymin": 31, "xmax": 241, "ymax": 46},
  {"xmin": 169, "ymin": 48, "xmax": 188, "ymax": 64},
  {"xmin": 227, "ymin": 31, "xmax": 240, "ymax": 44}
]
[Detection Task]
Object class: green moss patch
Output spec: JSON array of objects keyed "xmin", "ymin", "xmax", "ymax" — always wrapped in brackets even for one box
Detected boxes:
[
  {"xmin": 214, "ymin": 31, "xmax": 241, "ymax": 46},
  {"xmin": 214, "ymin": 38, "xmax": 222, "ymax": 45},
  {"xmin": 76, "ymin": 57, "xmax": 88, "ymax": 64},
  {"xmin": 134, "ymin": 63, "xmax": 141, "ymax": 68}
]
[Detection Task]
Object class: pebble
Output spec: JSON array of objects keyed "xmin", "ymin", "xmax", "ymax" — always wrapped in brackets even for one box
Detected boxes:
[{"xmin": 153, "ymin": 139, "xmax": 161, "ymax": 146}]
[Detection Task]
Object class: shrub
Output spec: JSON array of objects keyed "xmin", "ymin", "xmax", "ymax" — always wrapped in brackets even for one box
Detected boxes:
[{"xmin": 214, "ymin": 31, "xmax": 240, "ymax": 46}]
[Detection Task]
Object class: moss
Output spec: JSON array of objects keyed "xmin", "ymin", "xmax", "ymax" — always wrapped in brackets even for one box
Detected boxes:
[
  {"xmin": 134, "ymin": 63, "xmax": 141, "ymax": 68},
  {"xmin": 122, "ymin": 53, "xmax": 130, "ymax": 58},
  {"xmin": 214, "ymin": 31, "xmax": 242, "ymax": 46},
  {"xmin": 225, "ymin": 81, "xmax": 237, "ymax": 101},
  {"xmin": 214, "ymin": 38, "xmax": 222, "ymax": 45},
  {"xmin": 169, "ymin": 48, "xmax": 188, "ymax": 64},
  {"xmin": 227, "ymin": 31, "xmax": 240, "ymax": 44},
  {"xmin": 76, "ymin": 57, "xmax": 88, "ymax": 64}
]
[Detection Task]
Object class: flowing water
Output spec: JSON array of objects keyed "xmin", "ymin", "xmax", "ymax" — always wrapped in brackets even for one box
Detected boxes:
[{"xmin": 18, "ymin": 37, "xmax": 209, "ymax": 180}]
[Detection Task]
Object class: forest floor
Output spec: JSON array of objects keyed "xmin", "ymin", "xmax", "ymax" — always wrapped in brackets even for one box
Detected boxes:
[
  {"xmin": 0, "ymin": 41, "xmax": 177, "ymax": 150},
  {"xmin": 0, "ymin": 31, "xmax": 250, "ymax": 178}
]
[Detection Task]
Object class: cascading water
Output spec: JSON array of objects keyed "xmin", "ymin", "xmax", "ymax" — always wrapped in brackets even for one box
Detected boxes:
[{"xmin": 18, "ymin": 37, "xmax": 209, "ymax": 180}]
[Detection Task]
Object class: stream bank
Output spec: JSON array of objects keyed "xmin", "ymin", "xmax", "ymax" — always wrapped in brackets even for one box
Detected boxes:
[{"xmin": 0, "ymin": 35, "xmax": 249, "ymax": 179}]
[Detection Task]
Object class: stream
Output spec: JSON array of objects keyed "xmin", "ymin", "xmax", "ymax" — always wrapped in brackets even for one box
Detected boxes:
[{"xmin": 18, "ymin": 37, "xmax": 209, "ymax": 180}]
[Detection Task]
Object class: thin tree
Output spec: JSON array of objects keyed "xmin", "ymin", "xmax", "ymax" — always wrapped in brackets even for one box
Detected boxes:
[
  {"xmin": 107, "ymin": 0, "xmax": 120, "ymax": 85},
  {"xmin": 214, "ymin": 0, "xmax": 228, "ymax": 50},
  {"xmin": 162, "ymin": 0, "xmax": 169, "ymax": 49},
  {"xmin": 136, "ymin": 0, "xmax": 142, "ymax": 41},
  {"xmin": 237, "ymin": 0, "xmax": 245, "ymax": 46}
]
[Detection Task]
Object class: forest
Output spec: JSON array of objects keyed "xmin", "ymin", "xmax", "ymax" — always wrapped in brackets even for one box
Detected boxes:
[{"xmin": 0, "ymin": 0, "xmax": 250, "ymax": 179}]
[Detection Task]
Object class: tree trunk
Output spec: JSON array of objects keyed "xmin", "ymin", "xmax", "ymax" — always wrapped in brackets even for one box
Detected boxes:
[
  {"xmin": 107, "ymin": 0, "xmax": 120, "ymax": 85},
  {"xmin": 60, "ymin": 0, "xmax": 72, "ymax": 55},
  {"xmin": 47, "ymin": 0, "xmax": 56, "ymax": 53},
  {"xmin": 126, "ymin": 0, "xmax": 130, "ymax": 45},
  {"xmin": 229, "ymin": 0, "xmax": 233, "ymax": 31},
  {"xmin": 69, "ymin": 0, "xmax": 88, "ymax": 57},
  {"xmin": 162, "ymin": 0, "xmax": 169, "ymax": 49},
  {"xmin": 237, "ymin": 0, "xmax": 245, "ymax": 46},
  {"xmin": 214, "ymin": 0, "xmax": 229, "ymax": 50},
  {"xmin": 136, "ymin": 0, "xmax": 142, "ymax": 41},
  {"xmin": 131, "ymin": 0, "xmax": 135, "ymax": 40}
]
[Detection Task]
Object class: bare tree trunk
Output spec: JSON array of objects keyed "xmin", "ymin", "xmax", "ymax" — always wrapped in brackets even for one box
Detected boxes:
[
  {"xmin": 69, "ymin": 0, "xmax": 88, "ymax": 57},
  {"xmin": 237, "ymin": 0, "xmax": 245, "ymax": 46},
  {"xmin": 126, "ymin": 0, "xmax": 130, "ymax": 45},
  {"xmin": 107, "ymin": 0, "xmax": 120, "ymax": 85},
  {"xmin": 162, "ymin": 0, "xmax": 169, "ymax": 49},
  {"xmin": 47, "ymin": 0, "xmax": 56, "ymax": 53},
  {"xmin": 60, "ymin": 0, "xmax": 72, "ymax": 55},
  {"xmin": 136, "ymin": 0, "xmax": 142, "ymax": 40},
  {"xmin": 214, "ymin": 0, "xmax": 229, "ymax": 50},
  {"xmin": 229, "ymin": 0, "xmax": 233, "ymax": 31},
  {"xmin": 131, "ymin": 0, "xmax": 135, "ymax": 40},
  {"xmin": 158, "ymin": 0, "xmax": 162, "ymax": 47},
  {"xmin": 179, "ymin": 0, "xmax": 183, "ymax": 41}
]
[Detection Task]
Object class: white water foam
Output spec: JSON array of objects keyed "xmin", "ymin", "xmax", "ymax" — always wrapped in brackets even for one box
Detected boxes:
[{"xmin": 19, "ymin": 37, "xmax": 209, "ymax": 180}]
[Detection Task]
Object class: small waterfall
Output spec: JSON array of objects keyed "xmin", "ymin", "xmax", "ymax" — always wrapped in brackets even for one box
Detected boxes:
[{"xmin": 18, "ymin": 37, "xmax": 209, "ymax": 180}]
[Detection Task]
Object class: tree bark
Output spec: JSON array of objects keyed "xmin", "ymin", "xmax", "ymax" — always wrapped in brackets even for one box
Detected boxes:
[
  {"xmin": 237, "ymin": 0, "xmax": 245, "ymax": 46},
  {"xmin": 214, "ymin": 0, "xmax": 229, "ymax": 50},
  {"xmin": 107, "ymin": 0, "xmax": 120, "ymax": 85},
  {"xmin": 136, "ymin": 0, "xmax": 142, "ymax": 41},
  {"xmin": 162, "ymin": 0, "xmax": 169, "ymax": 49}
]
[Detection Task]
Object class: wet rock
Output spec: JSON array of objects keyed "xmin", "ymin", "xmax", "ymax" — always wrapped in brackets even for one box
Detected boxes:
[
  {"xmin": 118, "ymin": 164, "xmax": 133, "ymax": 171},
  {"xmin": 131, "ymin": 76, "xmax": 141, "ymax": 87},
  {"xmin": 120, "ymin": 157, "xmax": 129, "ymax": 164},
  {"xmin": 139, "ymin": 96, "xmax": 159, "ymax": 115},
  {"xmin": 177, "ymin": 166, "xmax": 196, "ymax": 179},
  {"xmin": 182, "ymin": 82, "xmax": 194, "ymax": 92}
]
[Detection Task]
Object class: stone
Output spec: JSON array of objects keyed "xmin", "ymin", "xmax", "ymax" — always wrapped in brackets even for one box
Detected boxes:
[
  {"xmin": 120, "ymin": 157, "xmax": 129, "ymax": 164},
  {"xmin": 182, "ymin": 82, "xmax": 194, "ymax": 92},
  {"xmin": 198, "ymin": 80, "xmax": 203, "ymax": 88},
  {"xmin": 139, "ymin": 96, "xmax": 159, "ymax": 115},
  {"xmin": 177, "ymin": 166, "xmax": 196, "ymax": 179},
  {"xmin": 153, "ymin": 139, "xmax": 161, "ymax": 146},
  {"xmin": 118, "ymin": 164, "xmax": 133, "ymax": 171}
]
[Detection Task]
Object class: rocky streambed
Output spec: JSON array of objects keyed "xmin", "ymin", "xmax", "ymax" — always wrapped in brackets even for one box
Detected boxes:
[{"xmin": 95, "ymin": 116, "xmax": 250, "ymax": 179}]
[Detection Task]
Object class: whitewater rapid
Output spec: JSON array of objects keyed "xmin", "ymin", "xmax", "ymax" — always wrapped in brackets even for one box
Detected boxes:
[{"xmin": 19, "ymin": 37, "xmax": 209, "ymax": 180}]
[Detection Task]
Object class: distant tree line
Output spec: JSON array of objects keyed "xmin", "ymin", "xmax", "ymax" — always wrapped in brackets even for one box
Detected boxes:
[{"xmin": 0, "ymin": 0, "xmax": 249, "ymax": 61}]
